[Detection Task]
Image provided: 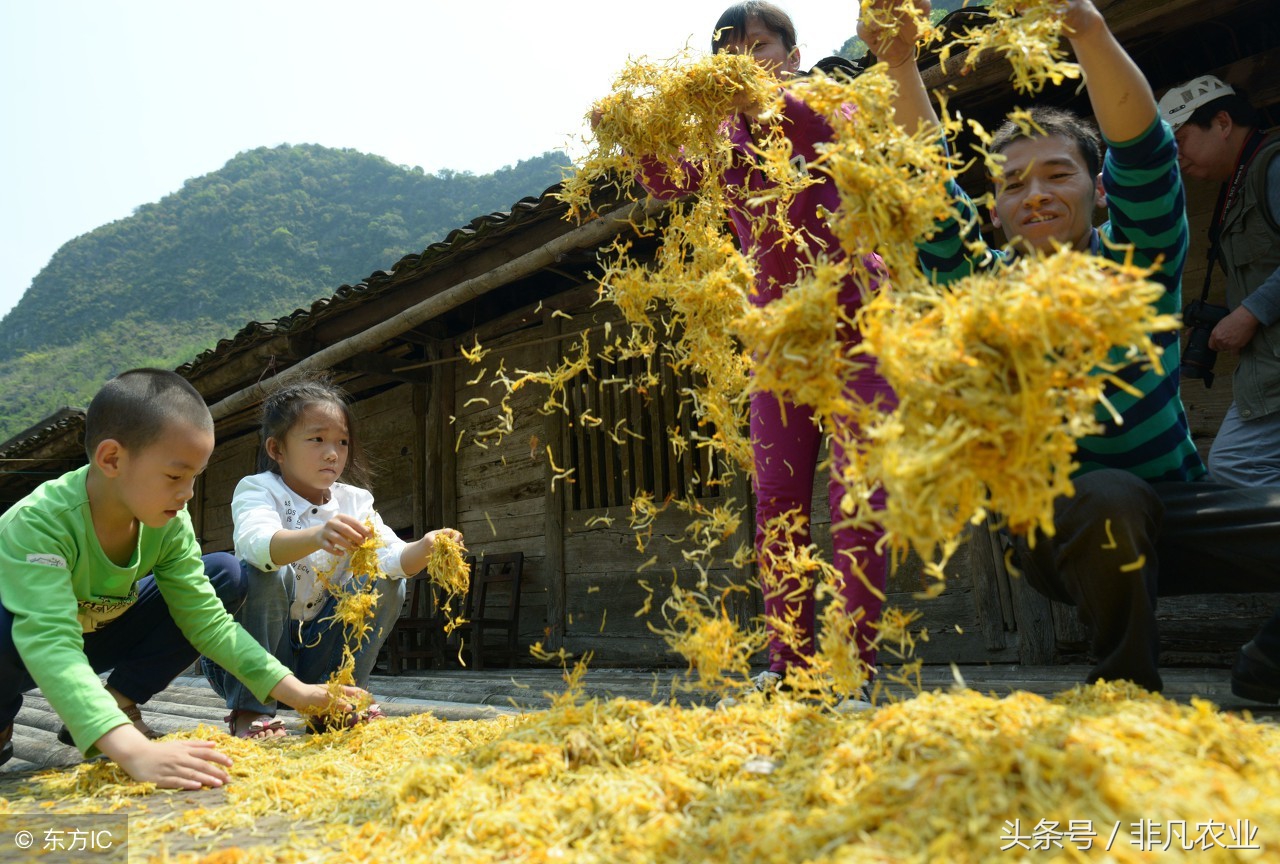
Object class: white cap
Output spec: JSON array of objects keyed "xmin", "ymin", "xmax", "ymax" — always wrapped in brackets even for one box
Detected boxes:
[{"xmin": 1157, "ymin": 75, "xmax": 1236, "ymax": 131}]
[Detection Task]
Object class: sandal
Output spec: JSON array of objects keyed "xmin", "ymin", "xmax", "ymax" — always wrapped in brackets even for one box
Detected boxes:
[
  {"xmin": 225, "ymin": 710, "xmax": 288, "ymax": 739},
  {"xmin": 304, "ymin": 703, "xmax": 385, "ymax": 735},
  {"xmin": 57, "ymin": 702, "xmax": 160, "ymax": 747}
]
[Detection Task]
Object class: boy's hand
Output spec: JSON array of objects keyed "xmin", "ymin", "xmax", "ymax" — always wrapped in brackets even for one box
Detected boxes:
[
  {"xmin": 97, "ymin": 726, "xmax": 233, "ymax": 790},
  {"xmin": 313, "ymin": 514, "xmax": 371, "ymax": 555},
  {"xmin": 858, "ymin": 0, "xmax": 930, "ymax": 69}
]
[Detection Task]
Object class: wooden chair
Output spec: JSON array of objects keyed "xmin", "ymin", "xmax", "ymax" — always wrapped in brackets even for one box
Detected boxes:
[
  {"xmin": 383, "ymin": 571, "xmax": 451, "ymax": 675},
  {"xmin": 457, "ymin": 551, "xmax": 524, "ymax": 669}
]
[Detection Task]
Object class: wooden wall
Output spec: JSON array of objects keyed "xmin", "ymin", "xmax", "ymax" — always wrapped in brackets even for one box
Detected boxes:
[
  {"xmin": 358, "ymin": 384, "xmax": 418, "ymax": 535},
  {"xmin": 194, "ymin": 431, "xmax": 257, "ymax": 553},
  {"xmin": 450, "ymin": 307, "xmax": 555, "ymax": 656},
  {"xmin": 434, "ymin": 276, "xmax": 1020, "ymax": 668}
]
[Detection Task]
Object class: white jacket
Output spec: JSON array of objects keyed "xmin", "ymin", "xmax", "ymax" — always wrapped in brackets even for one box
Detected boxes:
[{"xmin": 232, "ymin": 471, "xmax": 408, "ymax": 622}]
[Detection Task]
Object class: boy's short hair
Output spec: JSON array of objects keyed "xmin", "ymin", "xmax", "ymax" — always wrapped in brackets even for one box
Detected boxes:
[
  {"xmin": 712, "ymin": 1, "xmax": 797, "ymax": 54},
  {"xmin": 989, "ymin": 106, "xmax": 1104, "ymax": 180},
  {"xmin": 85, "ymin": 368, "xmax": 213, "ymax": 459}
]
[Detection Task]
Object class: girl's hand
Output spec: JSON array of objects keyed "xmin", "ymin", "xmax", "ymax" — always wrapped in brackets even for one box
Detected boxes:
[
  {"xmin": 123, "ymin": 740, "xmax": 234, "ymax": 790},
  {"xmin": 313, "ymin": 514, "xmax": 371, "ymax": 555},
  {"xmin": 270, "ymin": 677, "xmax": 368, "ymax": 715},
  {"xmin": 425, "ymin": 528, "xmax": 465, "ymax": 553}
]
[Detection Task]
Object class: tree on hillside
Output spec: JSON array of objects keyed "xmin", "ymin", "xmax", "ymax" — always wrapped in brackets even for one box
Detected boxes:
[{"xmin": 0, "ymin": 145, "xmax": 569, "ymax": 440}]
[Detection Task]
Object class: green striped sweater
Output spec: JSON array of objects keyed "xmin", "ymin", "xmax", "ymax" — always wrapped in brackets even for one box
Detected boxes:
[{"xmin": 917, "ymin": 117, "xmax": 1205, "ymax": 482}]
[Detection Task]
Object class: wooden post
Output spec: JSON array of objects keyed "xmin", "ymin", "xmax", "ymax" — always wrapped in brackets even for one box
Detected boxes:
[
  {"xmin": 966, "ymin": 518, "xmax": 1011, "ymax": 652},
  {"xmin": 728, "ymin": 467, "xmax": 758, "ymax": 624},
  {"xmin": 966, "ymin": 514, "xmax": 1058, "ymax": 663},
  {"xmin": 414, "ymin": 379, "xmax": 430, "ymax": 538},
  {"xmin": 543, "ymin": 309, "xmax": 567, "ymax": 650},
  {"xmin": 438, "ymin": 343, "xmax": 458, "ymax": 531},
  {"xmin": 1008, "ymin": 561, "xmax": 1057, "ymax": 666}
]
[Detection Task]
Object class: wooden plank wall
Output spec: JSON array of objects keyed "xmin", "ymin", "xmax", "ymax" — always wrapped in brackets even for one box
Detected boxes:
[
  {"xmin": 197, "ymin": 431, "xmax": 258, "ymax": 553},
  {"xmin": 452, "ymin": 313, "xmax": 554, "ymax": 655},
  {"xmin": 447, "ymin": 288, "xmax": 764, "ymax": 666},
  {"xmin": 551, "ymin": 300, "xmax": 757, "ymax": 665},
  {"xmin": 430, "ymin": 266, "xmax": 1047, "ymax": 668},
  {"xmin": 357, "ymin": 384, "xmax": 418, "ymax": 535}
]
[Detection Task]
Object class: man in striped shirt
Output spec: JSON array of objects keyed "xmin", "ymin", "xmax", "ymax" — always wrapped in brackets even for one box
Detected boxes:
[{"xmin": 862, "ymin": 0, "xmax": 1280, "ymax": 700}]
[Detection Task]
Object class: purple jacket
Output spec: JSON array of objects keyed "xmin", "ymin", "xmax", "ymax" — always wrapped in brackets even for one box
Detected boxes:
[{"xmin": 639, "ymin": 90, "xmax": 875, "ymax": 308}]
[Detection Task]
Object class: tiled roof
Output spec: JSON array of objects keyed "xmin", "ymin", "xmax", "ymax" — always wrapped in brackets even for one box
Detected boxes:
[{"xmin": 0, "ymin": 407, "xmax": 85, "ymax": 460}]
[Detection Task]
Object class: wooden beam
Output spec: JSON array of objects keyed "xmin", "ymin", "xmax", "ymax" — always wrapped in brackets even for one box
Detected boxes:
[
  {"xmin": 334, "ymin": 351, "xmax": 432, "ymax": 384},
  {"xmin": 1195, "ymin": 45, "xmax": 1280, "ymax": 106}
]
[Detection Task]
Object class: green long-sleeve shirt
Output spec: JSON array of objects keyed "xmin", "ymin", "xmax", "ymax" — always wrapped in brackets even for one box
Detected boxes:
[{"xmin": 0, "ymin": 465, "xmax": 290, "ymax": 755}]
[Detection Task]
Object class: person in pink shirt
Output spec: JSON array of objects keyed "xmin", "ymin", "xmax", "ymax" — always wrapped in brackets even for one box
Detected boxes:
[{"xmin": 624, "ymin": 2, "xmax": 895, "ymax": 707}]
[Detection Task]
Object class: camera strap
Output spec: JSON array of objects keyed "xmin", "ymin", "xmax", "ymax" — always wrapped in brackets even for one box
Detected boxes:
[{"xmin": 1201, "ymin": 128, "xmax": 1268, "ymax": 302}]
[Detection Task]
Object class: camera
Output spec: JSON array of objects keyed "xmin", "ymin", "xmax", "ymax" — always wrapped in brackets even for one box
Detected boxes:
[{"xmin": 1182, "ymin": 299, "xmax": 1230, "ymax": 387}]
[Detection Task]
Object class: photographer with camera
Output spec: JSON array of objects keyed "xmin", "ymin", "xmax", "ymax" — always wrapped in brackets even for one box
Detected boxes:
[
  {"xmin": 1158, "ymin": 77, "xmax": 1280, "ymax": 487},
  {"xmin": 865, "ymin": 0, "xmax": 1280, "ymax": 703}
]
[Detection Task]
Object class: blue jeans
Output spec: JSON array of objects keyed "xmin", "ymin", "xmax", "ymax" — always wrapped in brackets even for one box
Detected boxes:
[
  {"xmin": 202, "ymin": 562, "xmax": 405, "ymax": 714},
  {"xmin": 0, "ymin": 552, "xmax": 245, "ymax": 731}
]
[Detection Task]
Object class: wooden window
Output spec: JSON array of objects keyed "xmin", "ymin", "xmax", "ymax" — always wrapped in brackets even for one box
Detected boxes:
[{"xmin": 563, "ymin": 355, "xmax": 724, "ymax": 511}]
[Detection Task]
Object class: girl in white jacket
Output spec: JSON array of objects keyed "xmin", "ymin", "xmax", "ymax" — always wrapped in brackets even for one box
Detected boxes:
[{"xmin": 203, "ymin": 377, "xmax": 463, "ymax": 738}]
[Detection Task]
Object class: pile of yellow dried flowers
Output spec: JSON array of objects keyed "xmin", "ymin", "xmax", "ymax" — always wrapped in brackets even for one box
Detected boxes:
[{"xmin": 5, "ymin": 677, "xmax": 1276, "ymax": 862}]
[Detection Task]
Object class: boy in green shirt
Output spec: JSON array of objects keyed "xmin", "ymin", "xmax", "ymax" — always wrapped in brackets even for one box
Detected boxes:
[{"xmin": 0, "ymin": 369, "xmax": 363, "ymax": 788}]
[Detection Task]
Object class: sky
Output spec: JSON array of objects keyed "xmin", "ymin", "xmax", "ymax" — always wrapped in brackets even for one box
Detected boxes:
[{"xmin": 0, "ymin": 0, "xmax": 860, "ymax": 321}]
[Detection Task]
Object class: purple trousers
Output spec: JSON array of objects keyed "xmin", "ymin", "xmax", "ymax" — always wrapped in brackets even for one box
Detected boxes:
[{"xmin": 751, "ymin": 354, "xmax": 895, "ymax": 675}]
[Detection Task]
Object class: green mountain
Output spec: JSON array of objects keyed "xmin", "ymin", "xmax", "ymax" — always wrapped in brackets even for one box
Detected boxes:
[{"xmin": 0, "ymin": 144, "xmax": 569, "ymax": 441}]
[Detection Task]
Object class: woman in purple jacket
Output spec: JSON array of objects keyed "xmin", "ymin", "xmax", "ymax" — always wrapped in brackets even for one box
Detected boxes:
[{"xmin": 635, "ymin": 2, "xmax": 895, "ymax": 708}]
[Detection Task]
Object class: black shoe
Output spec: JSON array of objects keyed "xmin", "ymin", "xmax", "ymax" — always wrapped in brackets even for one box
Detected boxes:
[{"xmin": 1231, "ymin": 641, "xmax": 1280, "ymax": 704}]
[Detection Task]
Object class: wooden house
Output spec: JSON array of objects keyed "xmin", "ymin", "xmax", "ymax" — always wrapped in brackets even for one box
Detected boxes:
[{"xmin": 1, "ymin": 0, "xmax": 1277, "ymax": 673}]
